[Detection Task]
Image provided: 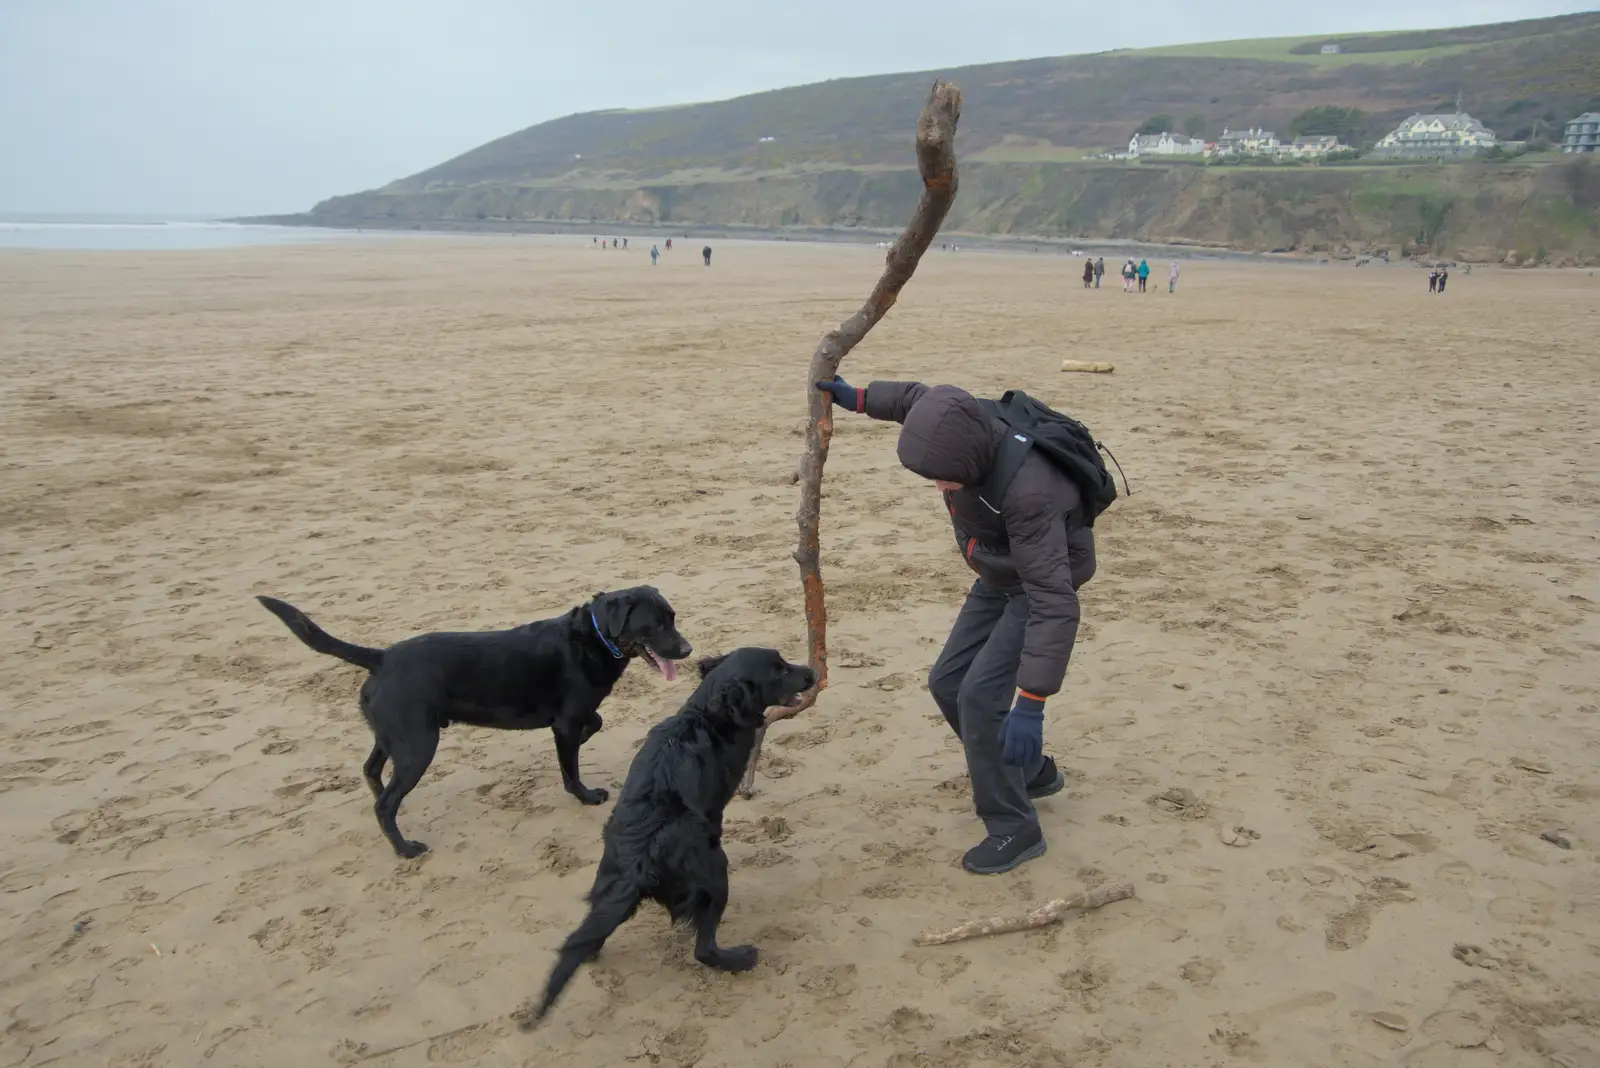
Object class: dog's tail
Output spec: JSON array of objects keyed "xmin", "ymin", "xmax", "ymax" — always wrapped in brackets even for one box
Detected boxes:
[
  {"xmin": 528, "ymin": 883, "xmax": 640, "ymax": 1025},
  {"xmin": 256, "ymin": 596, "xmax": 385, "ymax": 672}
]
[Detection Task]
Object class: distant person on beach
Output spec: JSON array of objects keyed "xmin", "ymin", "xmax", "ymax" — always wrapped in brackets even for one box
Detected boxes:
[
  {"xmin": 666, "ymin": 238, "xmax": 673, "ymax": 251},
  {"xmin": 1428, "ymin": 268, "xmax": 1438, "ymax": 293},
  {"xmin": 1120, "ymin": 261, "xmax": 1133, "ymax": 292},
  {"xmin": 1094, "ymin": 257, "xmax": 1104, "ymax": 288},
  {"xmin": 1437, "ymin": 268, "xmax": 1449, "ymax": 293},
  {"xmin": 623, "ymin": 238, "xmax": 629, "ymax": 250},
  {"xmin": 1168, "ymin": 260, "xmax": 1180, "ymax": 293},
  {"xmin": 650, "ymin": 244, "xmax": 659, "ymax": 265},
  {"xmin": 1137, "ymin": 259, "xmax": 1150, "ymax": 293},
  {"xmin": 703, "ymin": 245, "xmax": 712, "ymax": 266},
  {"xmin": 1082, "ymin": 260, "xmax": 1094, "ymax": 289}
]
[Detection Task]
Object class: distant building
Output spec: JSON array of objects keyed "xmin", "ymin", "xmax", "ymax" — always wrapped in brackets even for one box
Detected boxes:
[
  {"xmin": 1563, "ymin": 112, "xmax": 1600, "ymax": 153},
  {"xmin": 1372, "ymin": 112, "xmax": 1499, "ymax": 159},
  {"xmin": 1128, "ymin": 132, "xmax": 1207, "ymax": 158},
  {"xmin": 1280, "ymin": 134, "xmax": 1348, "ymax": 159},
  {"xmin": 1213, "ymin": 127, "xmax": 1278, "ymax": 156},
  {"xmin": 1320, "ymin": 44, "xmax": 1341, "ymax": 55}
]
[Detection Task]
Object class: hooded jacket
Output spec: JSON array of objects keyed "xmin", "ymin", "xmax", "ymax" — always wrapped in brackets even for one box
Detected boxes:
[{"xmin": 863, "ymin": 381, "xmax": 1092, "ymax": 698}]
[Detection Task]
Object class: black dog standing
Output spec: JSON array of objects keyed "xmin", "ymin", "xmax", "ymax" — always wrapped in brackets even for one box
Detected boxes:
[
  {"xmin": 257, "ymin": 587, "xmax": 692, "ymax": 857},
  {"xmin": 530, "ymin": 648, "xmax": 816, "ymax": 1023}
]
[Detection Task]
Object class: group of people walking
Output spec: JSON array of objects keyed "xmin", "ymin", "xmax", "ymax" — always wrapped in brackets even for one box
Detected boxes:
[
  {"xmin": 1427, "ymin": 267, "xmax": 1450, "ymax": 293},
  {"xmin": 599, "ymin": 236, "xmax": 711, "ymax": 267},
  {"xmin": 1081, "ymin": 256, "xmax": 1180, "ymax": 293}
]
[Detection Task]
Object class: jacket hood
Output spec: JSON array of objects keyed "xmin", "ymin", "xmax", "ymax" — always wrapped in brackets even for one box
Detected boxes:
[{"xmin": 895, "ymin": 385, "xmax": 998, "ymax": 485}]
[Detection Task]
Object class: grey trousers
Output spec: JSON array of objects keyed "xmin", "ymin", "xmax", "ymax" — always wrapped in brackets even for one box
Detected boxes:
[{"xmin": 928, "ymin": 533, "xmax": 1095, "ymax": 837}]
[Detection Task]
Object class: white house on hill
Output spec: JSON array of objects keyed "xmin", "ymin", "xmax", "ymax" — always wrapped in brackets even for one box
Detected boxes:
[
  {"xmin": 1128, "ymin": 132, "xmax": 1207, "ymax": 158},
  {"xmin": 1564, "ymin": 113, "xmax": 1600, "ymax": 153},
  {"xmin": 1283, "ymin": 135, "xmax": 1347, "ymax": 159},
  {"xmin": 1372, "ymin": 112, "xmax": 1499, "ymax": 158},
  {"xmin": 1214, "ymin": 127, "xmax": 1278, "ymax": 156}
]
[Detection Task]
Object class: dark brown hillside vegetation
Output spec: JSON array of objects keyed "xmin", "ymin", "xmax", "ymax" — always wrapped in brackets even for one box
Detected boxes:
[{"xmin": 366, "ymin": 13, "xmax": 1600, "ymax": 191}]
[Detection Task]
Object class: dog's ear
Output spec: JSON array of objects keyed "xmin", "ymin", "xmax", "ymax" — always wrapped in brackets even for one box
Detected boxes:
[
  {"xmin": 696, "ymin": 653, "xmax": 729, "ymax": 679},
  {"xmin": 593, "ymin": 591, "xmax": 636, "ymax": 640},
  {"xmin": 712, "ymin": 675, "xmax": 767, "ymax": 728}
]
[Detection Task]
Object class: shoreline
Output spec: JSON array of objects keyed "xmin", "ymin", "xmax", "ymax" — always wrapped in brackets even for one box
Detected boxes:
[{"xmin": 232, "ymin": 213, "xmax": 1341, "ymax": 266}]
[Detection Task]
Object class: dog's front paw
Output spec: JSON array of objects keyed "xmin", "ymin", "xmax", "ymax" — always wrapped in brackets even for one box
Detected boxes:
[
  {"xmin": 717, "ymin": 945, "xmax": 759, "ymax": 972},
  {"xmin": 397, "ymin": 839, "xmax": 429, "ymax": 859},
  {"xmin": 577, "ymin": 787, "xmax": 610, "ymax": 806}
]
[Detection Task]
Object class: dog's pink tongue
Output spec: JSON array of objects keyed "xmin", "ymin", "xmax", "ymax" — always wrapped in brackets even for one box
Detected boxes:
[{"xmin": 646, "ymin": 650, "xmax": 679, "ymax": 682}]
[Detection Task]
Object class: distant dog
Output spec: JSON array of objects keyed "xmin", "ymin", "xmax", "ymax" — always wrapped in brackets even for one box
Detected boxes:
[
  {"xmin": 256, "ymin": 587, "xmax": 692, "ymax": 857},
  {"xmin": 529, "ymin": 648, "xmax": 816, "ymax": 1023}
]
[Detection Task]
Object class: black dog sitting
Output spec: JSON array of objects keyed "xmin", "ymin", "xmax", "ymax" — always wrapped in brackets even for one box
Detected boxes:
[
  {"xmin": 256, "ymin": 587, "xmax": 692, "ymax": 857},
  {"xmin": 529, "ymin": 648, "xmax": 816, "ymax": 1023}
]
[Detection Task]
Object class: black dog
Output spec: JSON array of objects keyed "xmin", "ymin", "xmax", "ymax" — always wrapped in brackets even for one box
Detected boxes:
[
  {"xmin": 256, "ymin": 587, "xmax": 692, "ymax": 857},
  {"xmin": 530, "ymin": 647, "xmax": 816, "ymax": 1024}
]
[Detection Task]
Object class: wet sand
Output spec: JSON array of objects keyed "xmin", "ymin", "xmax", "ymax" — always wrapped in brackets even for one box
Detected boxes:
[{"xmin": 2, "ymin": 238, "xmax": 1597, "ymax": 1067}]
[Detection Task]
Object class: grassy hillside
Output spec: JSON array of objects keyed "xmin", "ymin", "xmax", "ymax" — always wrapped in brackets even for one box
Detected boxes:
[
  {"xmin": 308, "ymin": 157, "xmax": 1600, "ymax": 265},
  {"xmin": 299, "ymin": 13, "xmax": 1600, "ymax": 261},
  {"xmin": 352, "ymin": 12, "xmax": 1600, "ymax": 190}
]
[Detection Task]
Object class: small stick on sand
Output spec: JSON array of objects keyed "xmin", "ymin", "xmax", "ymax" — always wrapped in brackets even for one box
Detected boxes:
[
  {"xmin": 913, "ymin": 882, "xmax": 1135, "ymax": 946},
  {"xmin": 1061, "ymin": 360, "xmax": 1114, "ymax": 373}
]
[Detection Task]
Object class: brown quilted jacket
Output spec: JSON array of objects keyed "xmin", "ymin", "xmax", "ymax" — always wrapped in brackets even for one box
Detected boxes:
[{"xmin": 862, "ymin": 381, "xmax": 1094, "ymax": 697}]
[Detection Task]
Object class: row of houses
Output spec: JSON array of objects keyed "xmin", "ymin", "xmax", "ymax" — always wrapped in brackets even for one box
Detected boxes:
[
  {"xmin": 1123, "ymin": 127, "xmax": 1348, "ymax": 160},
  {"xmin": 1118, "ymin": 109, "xmax": 1600, "ymax": 161}
]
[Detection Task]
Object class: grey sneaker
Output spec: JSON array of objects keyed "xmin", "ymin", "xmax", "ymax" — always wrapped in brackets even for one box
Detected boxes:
[
  {"xmin": 1026, "ymin": 757, "xmax": 1064, "ymax": 799},
  {"xmin": 962, "ymin": 827, "xmax": 1046, "ymax": 875}
]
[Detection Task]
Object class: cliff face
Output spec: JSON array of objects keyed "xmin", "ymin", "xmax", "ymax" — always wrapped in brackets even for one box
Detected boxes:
[{"xmin": 308, "ymin": 158, "xmax": 1600, "ymax": 264}]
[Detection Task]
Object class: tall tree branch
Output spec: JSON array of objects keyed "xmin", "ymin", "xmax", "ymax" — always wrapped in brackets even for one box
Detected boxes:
[{"xmin": 740, "ymin": 80, "xmax": 963, "ymax": 798}]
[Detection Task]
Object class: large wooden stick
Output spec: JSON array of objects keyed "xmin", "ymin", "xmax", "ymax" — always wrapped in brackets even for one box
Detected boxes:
[
  {"xmin": 912, "ymin": 883, "xmax": 1135, "ymax": 946},
  {"xmin": 739, "ymin": 81, "xmax": 963, "ymax": 797}
]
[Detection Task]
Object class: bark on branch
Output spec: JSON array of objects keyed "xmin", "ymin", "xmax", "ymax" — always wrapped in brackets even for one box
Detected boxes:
[
  {"xmin": 740, "ymin": 81, "xmax": 963, "ymax": 797},
  {"xmin": 912, "ymin": 883, "xmax": 1136, "ymax": 946}
]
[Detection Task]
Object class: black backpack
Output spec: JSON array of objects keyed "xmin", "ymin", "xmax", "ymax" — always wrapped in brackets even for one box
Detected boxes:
[{"xmin": 976, "ymin": 390, "xmax": 1126, "ymax": 526}]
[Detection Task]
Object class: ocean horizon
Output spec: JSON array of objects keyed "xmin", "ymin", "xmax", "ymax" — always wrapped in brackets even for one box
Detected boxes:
[{"xmin": 0, "ymin": 213, "xmax": 371, "ymax": 251}]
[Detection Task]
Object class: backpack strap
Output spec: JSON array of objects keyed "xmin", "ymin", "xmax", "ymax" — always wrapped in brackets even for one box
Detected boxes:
[{"xmin": 974, "ymin": 405, "xmax": 1034, "ymax": 515}]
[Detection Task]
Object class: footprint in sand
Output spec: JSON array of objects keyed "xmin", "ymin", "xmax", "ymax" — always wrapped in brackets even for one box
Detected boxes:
[
  {"xmin": 1433, "ymin": 860, "xmax": 1475, "ymax": 913},
  {"xmin": 1486, "ymin": 896, "xmax": 1552, "ymax": 926},
  {"xmin": 1132, "ymin": 983, "xmax": 1180, "ymax": 1013},
  {"xmin": 1325, "ymin": 877, "xmax": 1413, "ymax": 950},
  {"xmin": 914, "ymin": 952, "xmax": 970, "ymax": 983},
  {"xmin": 1451, "ymin": 943, "xmax": 1503, "ymax": 970},
  {"xmin": 426, "ymin": 1023, "xmax": 504, "ymax": 1064},
  {"xmin": 1179, "ymin": 957, "xmax": 1222, "ymax": 984}
]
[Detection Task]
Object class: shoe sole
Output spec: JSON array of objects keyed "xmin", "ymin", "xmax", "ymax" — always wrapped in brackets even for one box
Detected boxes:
[
  {"xmin": 1027, "ymin": 771, "xmax": 1065, "ymax": 800},
  {"xmin": 963, "ymin": 838, "xmax": 1046, "ymax": 876}
]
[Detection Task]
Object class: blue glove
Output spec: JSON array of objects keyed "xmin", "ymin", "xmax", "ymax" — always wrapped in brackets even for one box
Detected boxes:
[
  {"xmin": 815, "ymin": 376, "xmax": 863, "ymax": 412},
  {"xmin": 998, "ymin": 694, "xmax": 1045, "ymax": 767}
]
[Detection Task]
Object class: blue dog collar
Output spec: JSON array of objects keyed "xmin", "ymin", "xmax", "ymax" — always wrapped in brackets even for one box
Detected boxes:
[{"xmin": 590, "ymin": 608, "xmax": 624, "ymax": 659}]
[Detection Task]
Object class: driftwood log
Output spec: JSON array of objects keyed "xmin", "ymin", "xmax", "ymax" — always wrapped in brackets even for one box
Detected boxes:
[
  {"xmin": 912, "ymin": 882, "xmax": 1136, "ymax": 946},
  {"xmin": 1060, "ymin": 360, "xmax": 1115, "ymax": 373},
  {"xmin": 738, "ymin": 81, "xmax": 964, "ymax": 797}
]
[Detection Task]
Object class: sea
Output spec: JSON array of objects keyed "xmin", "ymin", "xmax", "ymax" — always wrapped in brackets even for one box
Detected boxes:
[{"xmin": 0, "ymin": 214, "xmax": 365, "ymax": 251}]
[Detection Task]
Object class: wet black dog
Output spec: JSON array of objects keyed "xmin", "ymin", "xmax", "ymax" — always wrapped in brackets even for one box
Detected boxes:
[
  {"xmin": 256, "ymin": 587, "xmax": 692, "ymax": 857},
  {"xmin": 529, "ymin": 648, "xmax": 816, "ymax": 1023}
]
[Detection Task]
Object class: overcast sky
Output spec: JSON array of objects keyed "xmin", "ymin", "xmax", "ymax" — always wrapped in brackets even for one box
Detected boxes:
[{"xmin": 0, "ymin": 0, "xmax": 1592, "ymax": 216}]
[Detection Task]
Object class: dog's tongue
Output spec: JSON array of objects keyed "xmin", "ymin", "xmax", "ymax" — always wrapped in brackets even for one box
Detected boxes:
[{"xmin": 645, "ymin": 650, "xmax": 678, "ymax": 682}]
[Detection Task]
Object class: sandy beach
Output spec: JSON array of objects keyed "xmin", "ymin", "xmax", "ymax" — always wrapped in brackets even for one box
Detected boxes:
[{"xmin": 1, "ymin": 237, "xmax": 1596, "ymax": 1068}]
